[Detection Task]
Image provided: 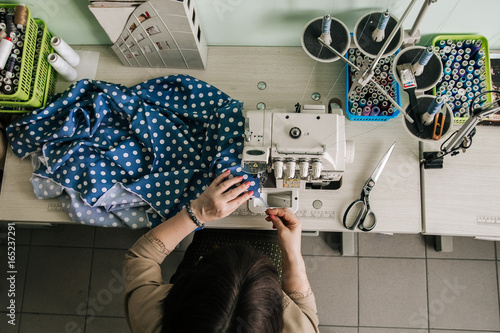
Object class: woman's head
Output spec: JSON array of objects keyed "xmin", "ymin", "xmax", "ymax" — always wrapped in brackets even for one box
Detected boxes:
[{"xmin": 161, "ymin": 245, "xmax": 283, "ymax": 333}]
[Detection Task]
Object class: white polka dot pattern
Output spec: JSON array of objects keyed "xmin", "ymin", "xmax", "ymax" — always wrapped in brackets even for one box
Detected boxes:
[{"xmin": 6, "ymin": 75, "xmax": 260, "ymax": 229}]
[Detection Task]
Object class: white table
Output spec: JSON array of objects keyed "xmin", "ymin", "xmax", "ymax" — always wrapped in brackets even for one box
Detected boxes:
[
  {"xmin": 420, "ymin": 125, "xmax": 500, "ymax": 247},
  {"xmin": 0, "ymin": 46, "xmax": 422, "ymax": 253}
]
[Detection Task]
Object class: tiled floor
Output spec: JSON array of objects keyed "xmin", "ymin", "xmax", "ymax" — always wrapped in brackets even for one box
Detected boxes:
[{"xmin": 1, "ymin": 224, "xmax": 500, "ymax": 333}]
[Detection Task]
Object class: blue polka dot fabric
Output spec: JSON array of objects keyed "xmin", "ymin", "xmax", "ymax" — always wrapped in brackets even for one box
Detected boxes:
[{"xmin": 7, "ymin": 75, "xmax": 261, "ymax": 229}]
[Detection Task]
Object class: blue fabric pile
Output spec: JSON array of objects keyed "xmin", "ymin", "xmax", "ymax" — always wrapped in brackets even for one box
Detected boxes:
[{"xmin": 7, "ymin": 75, "xmax": 260, "ymax": 228}]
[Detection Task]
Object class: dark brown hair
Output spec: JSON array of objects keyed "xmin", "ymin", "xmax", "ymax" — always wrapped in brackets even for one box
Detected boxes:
[{"xmin": 161, "ymin": 245, "xmax": 284, "ymax": 333}]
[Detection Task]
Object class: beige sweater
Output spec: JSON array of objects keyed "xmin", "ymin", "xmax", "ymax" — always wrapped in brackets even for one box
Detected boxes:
[{"xmin": 124, "ymin": 231, "xmax": 320, "ymax": 333}]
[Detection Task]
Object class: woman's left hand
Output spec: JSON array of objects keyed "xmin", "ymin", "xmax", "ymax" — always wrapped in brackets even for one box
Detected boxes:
[{"xmin": 189, "ymin": 170, "xmax": 254, "ymax": 224}]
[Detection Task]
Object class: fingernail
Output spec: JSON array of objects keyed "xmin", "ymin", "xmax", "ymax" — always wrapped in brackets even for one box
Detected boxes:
[
  {"xmin": 244, "ymin": 181, "xmax": 251, "ymax": 187},
  {"xmin": 269, "ymin": 214, "xmax": 275, "ymax": 221},
  {"xmin": 238, "ymin": 176, "xmax": 244, "ymax": 180},
  {"xmin": 225, "ymin": 169, "xmax": 231, "ymax": 174},
  {"xmin": 248, "ymin": 190, "xmax": 254, "ymax": 196}
]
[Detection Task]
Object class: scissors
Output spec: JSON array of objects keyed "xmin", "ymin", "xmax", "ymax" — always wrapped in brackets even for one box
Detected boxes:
[{"xmin": 343, "ymin": 142, "xmax": 396, "ymax": 231}]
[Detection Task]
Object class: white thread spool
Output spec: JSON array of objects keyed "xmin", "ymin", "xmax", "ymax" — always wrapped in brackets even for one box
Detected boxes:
[
  {"xmin": 50, "ymin": 36, "xmax": 80, "ymax": 67},
  {"xmin": 48, "ymin": 53, "xmax": 77, "ymax": 81},
  {"xmin": 0, "ymin": 37, "xmax": 14, "ymax": 69}
]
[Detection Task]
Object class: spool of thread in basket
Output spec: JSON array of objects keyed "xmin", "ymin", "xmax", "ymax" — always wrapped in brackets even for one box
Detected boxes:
[
  {"xmin": 0, "ymin": 37, "xmax": 14, "ymax": 69},
  {"xmin": 14, "ymin": 4, "xmax": 28, "ymax": 29},
  {"xmin": 48, "ymin": 53, "xmax": 77, "ymax": 81},
  {"xmin": 50, "ymin": 36, "xmax": 80, "ymax": 67}
]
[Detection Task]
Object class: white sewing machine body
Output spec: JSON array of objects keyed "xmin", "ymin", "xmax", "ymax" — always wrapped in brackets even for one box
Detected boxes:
[{"xmin": 242, "ymin": 106, "xmax": 354, "ymax": 213}]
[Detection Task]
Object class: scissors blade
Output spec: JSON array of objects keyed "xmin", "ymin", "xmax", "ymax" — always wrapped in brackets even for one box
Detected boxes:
[{"xmin": 370, "ymin": 142, "xmax": 396, "ymax": 184}]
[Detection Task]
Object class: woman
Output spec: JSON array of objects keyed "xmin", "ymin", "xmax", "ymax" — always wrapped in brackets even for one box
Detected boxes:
[{"xmin": 123, "ymin": 170, "xmax": 319, "ymax": 332}]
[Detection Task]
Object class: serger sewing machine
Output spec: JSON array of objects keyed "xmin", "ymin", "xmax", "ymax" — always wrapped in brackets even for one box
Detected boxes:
[{"xmin": 242, "ymin": 105, "xmax": 355, "ymax": 214}]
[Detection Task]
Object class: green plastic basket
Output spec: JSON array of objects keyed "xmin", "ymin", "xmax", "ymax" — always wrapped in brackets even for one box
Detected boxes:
[
  {"xmin": 0, "ymin": 4, "xmax": 37, "ymax": 101},
  {"xmin": 432, "ymin": 34, "xmax": 492, "ymax": 125},
  {"xmin": 0, "ymin": 18, "xmax": 53, "ymax": 110}
]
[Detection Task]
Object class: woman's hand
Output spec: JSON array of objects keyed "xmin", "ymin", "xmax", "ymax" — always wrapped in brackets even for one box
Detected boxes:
[
  {"xmin": 265, "ymin": 208, "xmax": 310, "ymax": 294},
  {"xmin": 265, "ymin": 208, "xmax": 303, "ymax": 257},
  {"xmin": 190, "ymin": 170, "xmax": 253, "ymax": 224}
]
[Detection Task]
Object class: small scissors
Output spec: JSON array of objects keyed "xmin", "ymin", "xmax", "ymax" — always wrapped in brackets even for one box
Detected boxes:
[{"xmin": 343, "ymin": 142, "xmax": 396, "ymax": 232}]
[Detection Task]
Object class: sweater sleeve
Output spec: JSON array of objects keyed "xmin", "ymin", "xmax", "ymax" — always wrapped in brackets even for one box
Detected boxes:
[
  {"xmin": 282, "ymin": 288, "xmax": 320, "ymax": 333},
  {"xmin": 123, "ymin": 230, "xmax": 173, "ymax": 333}
]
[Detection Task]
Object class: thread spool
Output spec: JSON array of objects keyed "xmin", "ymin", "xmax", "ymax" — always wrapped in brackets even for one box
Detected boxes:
[
  {"xmin": 370, "ymin": 106, "xmax": 381, "ymax": 116},
  {"xmin": 48, "ymin": 53, "xmax": 77, "ymax": 81},
  {"xmin": 0, "ymin": 37, "xmax": 14, "ymax": 69},
  {"xmin": 51, "ymin": 36, "xmax": 80, "ymax": 67},
  {"xmin": 412, "ymin": 46, "xmax": 433, "ymax": 76},
  {"xmin": 5, "ymin": 14, "xmax": 15, "ymax": 35},
  {"xmin": 301, "ymin": 15, "xmax": 350, "ymax": 63},
  {"xmin": 372, "ymin": 9, "xmax": 389, "ymax": 42},
  {"xmin": 354, "ymin": 11, "xmax": 402, "ymax": 58},
  {"xmin": 320, "ymin": 14, "xmax": 332, "ymax": 45},
  {"xmin": 362, "ymin": 105, "xmax": 371, "ymax": 116},
  {"xmin": 5, "ymin": 53, "xmax": 16, "ymax": 78},
  {"xmin": 2, "ymin": 82, "xmax": 12, "ymax": 94},
  {"xmin": 14, "ymin": 5, "xmax": 27, "ymax": 29},
  {"xmin": 422, "ymin": 96, "xmax": 444, "ymax": 125}
]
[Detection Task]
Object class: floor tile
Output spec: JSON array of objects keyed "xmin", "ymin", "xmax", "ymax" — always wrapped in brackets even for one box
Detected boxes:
[
  {"xmin": 94, "ymin": 226, "xmax": 147, "ymax": 250},
  {"xmin": 31, "ymin": 224, "xmax": 95, "ymax": 247},
  {"xmin": 85, "ymin": 316, "xmax": 129, "ymax": 333},
  {"xmin": 89, "ymin": 249, "xmax": 128, "ymax": 317},
  {"xmin": 0, "ymin": 245, "xmax": 29, "ymax": 311},
  {"xmin": 19, "ymin": 313, "xmax": 85, "ymax": 333},
  {"xmin": 429, "ymin": 329, "xmax": 498, "ymax": 333},
  {"xmin": 0, "ymin": 312, "xmax": 20, "ymax": 333},
  {"xmin": 0, "ymin": 224, "xmax": 32, "ymax": 245},
  {"xmin": 426, "ymin": 236, "xmax": 495, "ymax": 260},
  {"xmin": 301, "ymin": 232, "xmax": 341, "ymax": 256},
  {"xmin": 23, "ymin": 247, "xmax": 93, "ymax": 315},
  {"xmin": 358, "ymin": 233, "xmax": 425, "ymax": 258},
  {"xmin": 359, "ymin": 328, "xmax": 428, "ymax": 333},
  {"xmin": 427, "ymin": 259, "xmax": 500, "ymax": 331},
  {"xmin": 359, "ymin": 258, "xmax": 427, "ymax": 329},
  {"xmin": 304, "ymin": 256, "xmax": 358, "ymax": 326},
  {"xmin": 320, "ymin": 326, "xmax": 357, "ymax": 333}
]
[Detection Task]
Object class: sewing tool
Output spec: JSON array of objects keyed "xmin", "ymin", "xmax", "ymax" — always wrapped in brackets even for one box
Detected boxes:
[
  {"xmin": 343, "ymin": 142, "xmax": 396, "ymax": 231},
  {"xmin": 394, "ymin": 46, "xmax": 443, "ymax": 93},
  {"xmin": 397, "ymin": 63, "xmax": 423, "ymax": 133},
  {"xmin": 242, "ymin": 105, "xmax": 355, "ymax": 214},
  {"xmin": 48, "ymin": 53, "xmax": 77, "ymax": 81},
  {"xmin": 432, "ymin": 112, "xmax": 446, "ymax": 141},
  {"xmin": 51, "ymin": 36, "xmax": 80, "ymax": 67},
  {"xmin": 422, "ymin": 91, "xmax": 499, "ymax": 169}
]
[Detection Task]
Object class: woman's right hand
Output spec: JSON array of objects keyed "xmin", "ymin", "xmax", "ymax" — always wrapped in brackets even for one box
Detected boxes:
[{"xmin": 265, "ymin": 208, "xmax": 302, "ymax": 256}]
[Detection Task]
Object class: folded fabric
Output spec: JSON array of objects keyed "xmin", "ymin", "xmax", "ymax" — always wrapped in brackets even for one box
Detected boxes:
[{"xmin": 7, "ymin": 75, "xmax": 260, "ymax": 228}]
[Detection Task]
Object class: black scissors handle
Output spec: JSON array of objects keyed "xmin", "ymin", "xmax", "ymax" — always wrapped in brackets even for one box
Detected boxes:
[{"xmin": 342, "ymin": 197, "xmax": 377, "ymax": 231}]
